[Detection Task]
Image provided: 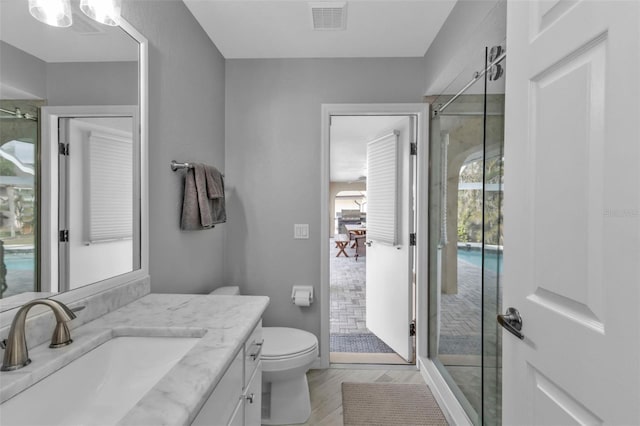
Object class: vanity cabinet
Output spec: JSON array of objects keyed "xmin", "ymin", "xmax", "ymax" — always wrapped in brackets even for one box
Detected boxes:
[{"xmin": 192, "ymin": 321, "xmax": 263, "ymax": 426}]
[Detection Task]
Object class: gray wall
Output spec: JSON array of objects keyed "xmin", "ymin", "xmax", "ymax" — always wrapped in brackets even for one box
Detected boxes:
[
  {"xmin": 0, "ymin": 42, "xmax": 136, "ymax": 105},
  {"xmin": 123, "ymin": 0, "xmax": 227, "ymax": 294},
  {"xmin": 225, "ymin": 58, "xmax": 425, "ymax": 338},
  {"xmin": 0, "ymin": 41, "xmax": 47, "ymax": 99},
  {"xmin": 46, "ymin": 62, "xmax": 137, "ymax": 106},
  {"xmin": 423, "ymin": 0, "xmax": 506, "ymax": 96}
]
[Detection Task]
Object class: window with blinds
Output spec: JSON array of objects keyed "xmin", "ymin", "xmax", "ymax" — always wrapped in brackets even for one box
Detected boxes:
[
  {"xmin": 366, "ymin": 131, "xmax": 399, "ymax": 246},
  {"xmin": 86, "ymin": 130, "xmax": 133, "ymax": 243}
]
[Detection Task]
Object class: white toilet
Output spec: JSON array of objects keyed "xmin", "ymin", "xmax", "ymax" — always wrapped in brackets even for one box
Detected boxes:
[{"xmin": 210, "ymin": 286, "xmax": 318, "ymax": 425}]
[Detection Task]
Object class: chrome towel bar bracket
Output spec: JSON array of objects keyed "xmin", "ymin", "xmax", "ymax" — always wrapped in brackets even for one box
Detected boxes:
[{"xmin": 170, "ymin": 160, "xmax": 193, "ymax": 171}]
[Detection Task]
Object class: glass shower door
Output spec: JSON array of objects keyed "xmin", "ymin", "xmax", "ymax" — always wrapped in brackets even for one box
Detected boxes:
[
  {"xmin": 427, "ymin": 44, "xmax": 505, "ymax": 425},
  {"xmin": 482, "ymin": 46, "xmax": 505, "ymax": 426}
]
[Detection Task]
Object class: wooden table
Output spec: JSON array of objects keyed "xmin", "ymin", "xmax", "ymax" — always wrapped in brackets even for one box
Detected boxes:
[{"xmin": 344, "ymin": 224, "xmax": 366, "ymax": 248}]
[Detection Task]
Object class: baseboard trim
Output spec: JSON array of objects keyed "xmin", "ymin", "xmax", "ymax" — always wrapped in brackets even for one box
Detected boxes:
[{"xmin": 418, "ymin": 356, "xmax": 473, "ymax": 426}]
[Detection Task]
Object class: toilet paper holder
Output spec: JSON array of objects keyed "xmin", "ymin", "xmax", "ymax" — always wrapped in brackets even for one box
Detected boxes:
[{"xmin": 291, "ymin": 285, "xmax": 314, "ymax": 306}]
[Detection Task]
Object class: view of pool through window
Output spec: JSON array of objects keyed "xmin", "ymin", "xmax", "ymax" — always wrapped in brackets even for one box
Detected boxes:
[
  {"xmin": 458, "ymin": 249, "xmax": 503, "ymax": 274},
  {"xmin": 1, "ymin": 100, "xmax": 40, "ymax": 299},
  {"xmin": 1, "ymin": 247, "xmax": 36, "ymax": 298},
  {"xmin": 5, "ymin": 252, "xmax": 34, "ymax": 270}
]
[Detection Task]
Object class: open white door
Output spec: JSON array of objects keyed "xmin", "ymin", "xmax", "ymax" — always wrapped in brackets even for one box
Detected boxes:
[
  {"xmin": 503, "ymin": 1, "xmax": 640, "ymax": 424},
  {"xmin": 366, "ymin": 116, "xmax": 415, "ymax": 362}
]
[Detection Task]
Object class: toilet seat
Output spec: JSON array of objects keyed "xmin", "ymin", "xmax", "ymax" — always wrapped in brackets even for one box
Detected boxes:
[{"xmin": 261, "ymin": 327, "xmax": 318, "ymax": 360}]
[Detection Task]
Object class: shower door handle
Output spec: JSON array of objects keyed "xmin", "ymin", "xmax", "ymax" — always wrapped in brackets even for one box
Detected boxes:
[{"xmin": 497, "ymin": 307, "xmax": 524, "ymax": 340}]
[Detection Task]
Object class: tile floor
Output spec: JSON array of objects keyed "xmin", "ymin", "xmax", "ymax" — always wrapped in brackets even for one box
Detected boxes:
[
  {"xmin": 329, "ymin": 238, "xmax": 367, "ymax": 335},
  {"xmin": 329, "ymin": 236, "xmax": 503, "ymax": 424},
  {"xmin": 302, "ymin": 367, "xmax": 427, "ymax": 426}
]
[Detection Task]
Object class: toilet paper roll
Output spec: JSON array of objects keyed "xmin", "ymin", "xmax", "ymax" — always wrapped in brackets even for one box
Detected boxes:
[{"xmin": 294, "ymin": 290, "xmax": 311, "ymax": 307}]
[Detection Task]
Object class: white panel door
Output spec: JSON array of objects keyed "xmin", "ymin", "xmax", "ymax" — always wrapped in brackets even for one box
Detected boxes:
[
  {"xmin": 366, "ymin": 116, "xmax": 415, "ymax": 362},
  {"xmin": 503, "ymin": 1, "xmax": 640, "ymax": 424}
]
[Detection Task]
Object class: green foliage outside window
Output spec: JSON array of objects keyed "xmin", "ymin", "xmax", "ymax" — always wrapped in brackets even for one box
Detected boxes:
[{"xmin": 457, "ymin": 156, "xmax": 504, "ymax": 245}]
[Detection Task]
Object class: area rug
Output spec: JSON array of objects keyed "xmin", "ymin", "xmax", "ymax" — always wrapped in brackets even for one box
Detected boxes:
[
  {"xmin": 342, "ymin": 382, "xmax": 448, "ymax": 426},
  {"xmin": 330, "ymin": 333, "xmax": 395, "ymax": 353}
]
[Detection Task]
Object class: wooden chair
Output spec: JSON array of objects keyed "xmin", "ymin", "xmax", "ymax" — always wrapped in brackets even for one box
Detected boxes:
[{"xmin": 335, "ymin": 234, "xmax": 350, "ymax": 257}]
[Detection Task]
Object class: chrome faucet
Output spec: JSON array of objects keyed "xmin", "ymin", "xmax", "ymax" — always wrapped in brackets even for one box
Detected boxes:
[{"xmin": 1, "ymin": 299, "xmax": 77, "ymax": 371}]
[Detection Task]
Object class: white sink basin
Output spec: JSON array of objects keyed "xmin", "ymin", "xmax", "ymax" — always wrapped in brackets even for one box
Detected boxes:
[{"xmin": 1, "ymin": 336, "xmax": 200, "ymax": 426}]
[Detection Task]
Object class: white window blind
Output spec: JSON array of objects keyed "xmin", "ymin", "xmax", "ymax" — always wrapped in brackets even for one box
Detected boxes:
[
  {"xmin": 86, "ymin": 131, "xmax": 133, "ymax": 243},
  {"xmin": 366, "ymin": 131, "xmax": 399, "ymax": 246}
]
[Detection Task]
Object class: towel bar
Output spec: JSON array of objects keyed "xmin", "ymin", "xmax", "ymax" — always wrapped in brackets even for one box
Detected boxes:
[
  {"xmin": 171, "ymin": 160, "xmax": 225, "ymax": 177},
  {"xmin": 170, "ymin": 160, "xmax": 193, "ymax": 171}
]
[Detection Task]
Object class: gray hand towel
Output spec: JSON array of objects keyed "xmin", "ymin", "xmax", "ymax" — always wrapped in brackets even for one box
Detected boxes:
[
  {"xmin": 194, "ymin": 163, "xmax": 214, "ymax": 228},
  {"xmin": 205, "ymin": 165, "xmax": 224, "ymax": 199},
  {"xmin": 180, "ymin": 167, "xmax": 201, "ymax": 230},
  {"xmin": 205, "ymin": 165, "xmax": 226, "ymax": 224},
  {"xmin": 180, "ymin": 163, "xmax": 225, "ymax": 230}
]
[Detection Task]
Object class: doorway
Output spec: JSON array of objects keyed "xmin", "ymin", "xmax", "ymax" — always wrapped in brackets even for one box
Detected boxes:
[{"xmin": 320, "ymin": 104, "xmax": 429, "ymax": 368}]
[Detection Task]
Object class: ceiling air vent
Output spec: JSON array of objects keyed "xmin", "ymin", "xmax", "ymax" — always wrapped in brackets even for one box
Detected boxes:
[{"xmin": 309, "ymin": 2, "xmax": 347, "ymax": 31}]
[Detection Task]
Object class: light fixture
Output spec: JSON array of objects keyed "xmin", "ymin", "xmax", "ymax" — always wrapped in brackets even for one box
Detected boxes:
[
  {"xmin": 80, "ymin": 0, "xmax": 122, "ymax": 26},
  {"xmin": 28, "ymin": 0, "xmax": 72, "ymax": 27}
]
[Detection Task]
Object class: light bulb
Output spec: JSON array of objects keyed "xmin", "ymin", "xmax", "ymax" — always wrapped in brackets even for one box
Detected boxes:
[
  {"xmin": 80, "ymin": 0, "xmax": 122, "ymax": 26},
  {"xmin": 29, "ymin": 0, "xmax": 72, "ymax": 27}
]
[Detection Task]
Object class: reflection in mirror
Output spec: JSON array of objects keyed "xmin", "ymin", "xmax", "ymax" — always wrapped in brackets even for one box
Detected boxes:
[
  {"xmin": 0, "ymin": 100, "xmax": 42, "ymax": 299},
  {"xmin": 60, "ymin": 116, "xmax": 137, "ymax": 291},
  {"xmin": 0, "ymin": 0, "xmax": 142, "ymax": 311}
]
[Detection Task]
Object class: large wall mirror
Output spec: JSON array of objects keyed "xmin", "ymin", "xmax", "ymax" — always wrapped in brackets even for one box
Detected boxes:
[{"xmin": 0, "ymin": 0, "xmax": 148, "ymax": 313}]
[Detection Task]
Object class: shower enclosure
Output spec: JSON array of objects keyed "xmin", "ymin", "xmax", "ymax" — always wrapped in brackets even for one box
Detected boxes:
[
  {"xmin": 428, "ymin": 45, "xmax": 505, "ymax": 425},
  {"xmin": 0, "ymin": 100, "xmax": 41, "ymax": 299}
]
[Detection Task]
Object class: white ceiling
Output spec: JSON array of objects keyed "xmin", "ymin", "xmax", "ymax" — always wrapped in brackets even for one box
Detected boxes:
[
  {"xmin": 183, "ymin": 0, "xmax": 457, "ymax": 59},
  {"xmin": 330, "ymin": 115, "xmax": 406, "ymax": 182},
  {"xmin": 0, "ymin": 0, "xmax": 138, "ymax": 63}
]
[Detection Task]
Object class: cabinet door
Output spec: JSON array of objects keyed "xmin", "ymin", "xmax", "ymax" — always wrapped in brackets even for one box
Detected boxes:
[
  {"xmin": 243, "ymin": 363, "xmax": 262, "ymax": 426},
  {"xmin": 191, "ymin": 350, "xmax": 243, "ymax": 426}
]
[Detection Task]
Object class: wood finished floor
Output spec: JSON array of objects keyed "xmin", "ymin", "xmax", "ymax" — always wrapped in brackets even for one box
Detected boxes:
[{"xmin": 301, "ymin": 367, "xmax": 426, "ymax": 426}]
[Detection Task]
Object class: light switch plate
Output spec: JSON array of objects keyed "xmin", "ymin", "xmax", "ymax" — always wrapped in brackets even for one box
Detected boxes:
[{"xmin": 294, "ymin": 224, "xmax": 309, "ymax": 239}]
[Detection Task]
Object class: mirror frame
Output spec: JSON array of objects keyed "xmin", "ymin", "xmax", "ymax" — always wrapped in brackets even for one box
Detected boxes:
[{"xmin": 0, "ymin": 18, "xmax": 148, "ymax": 318}]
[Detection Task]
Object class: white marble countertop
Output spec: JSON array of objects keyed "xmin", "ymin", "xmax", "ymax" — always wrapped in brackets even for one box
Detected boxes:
[{"xmin": 0, "ymin": 294, "xmax": 269, "ymax": 426}]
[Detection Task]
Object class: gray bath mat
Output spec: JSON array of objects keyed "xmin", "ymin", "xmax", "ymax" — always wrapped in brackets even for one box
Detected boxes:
[{"xmin": 342, "ymin": 382, "xmax": 449, "ymax": 426}]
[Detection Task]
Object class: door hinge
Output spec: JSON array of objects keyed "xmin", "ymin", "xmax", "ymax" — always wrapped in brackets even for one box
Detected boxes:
[
  {"xmin": 410, "ymin": 142, "xmax": 417, "ymax": 156},
  {"xmin": 59, "ymin": 143, "xmax": 69, "ymax": 156},
  {"xmin": 59, "ymin": 229, "xmax": 69, "ymax": 242},
  {"xmin": 409, "ymin": 233, "xmax": 416, "ymax": 246},
  {"xmin": 409, "ymin": 320, "xmax": 416, "ymax": 337}
]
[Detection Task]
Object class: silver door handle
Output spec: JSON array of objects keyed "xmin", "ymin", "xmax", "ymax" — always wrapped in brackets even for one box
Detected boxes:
[
  {"xmin": 497, "ymin": 307, "xmax": 524, "ymax": 340},
  {"xmin": 365, "ymin": 240, "xmax": 372, "ymax": 247}
]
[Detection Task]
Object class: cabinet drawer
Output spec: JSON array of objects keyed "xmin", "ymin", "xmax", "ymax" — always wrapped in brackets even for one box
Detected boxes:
[
  {"xmin": 192, "ymin": 349, "xmax": 243, "ymax": 426},
  {"xmin": 244, "ymin": 321, "xmax": 263, "ymax": 388}
]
